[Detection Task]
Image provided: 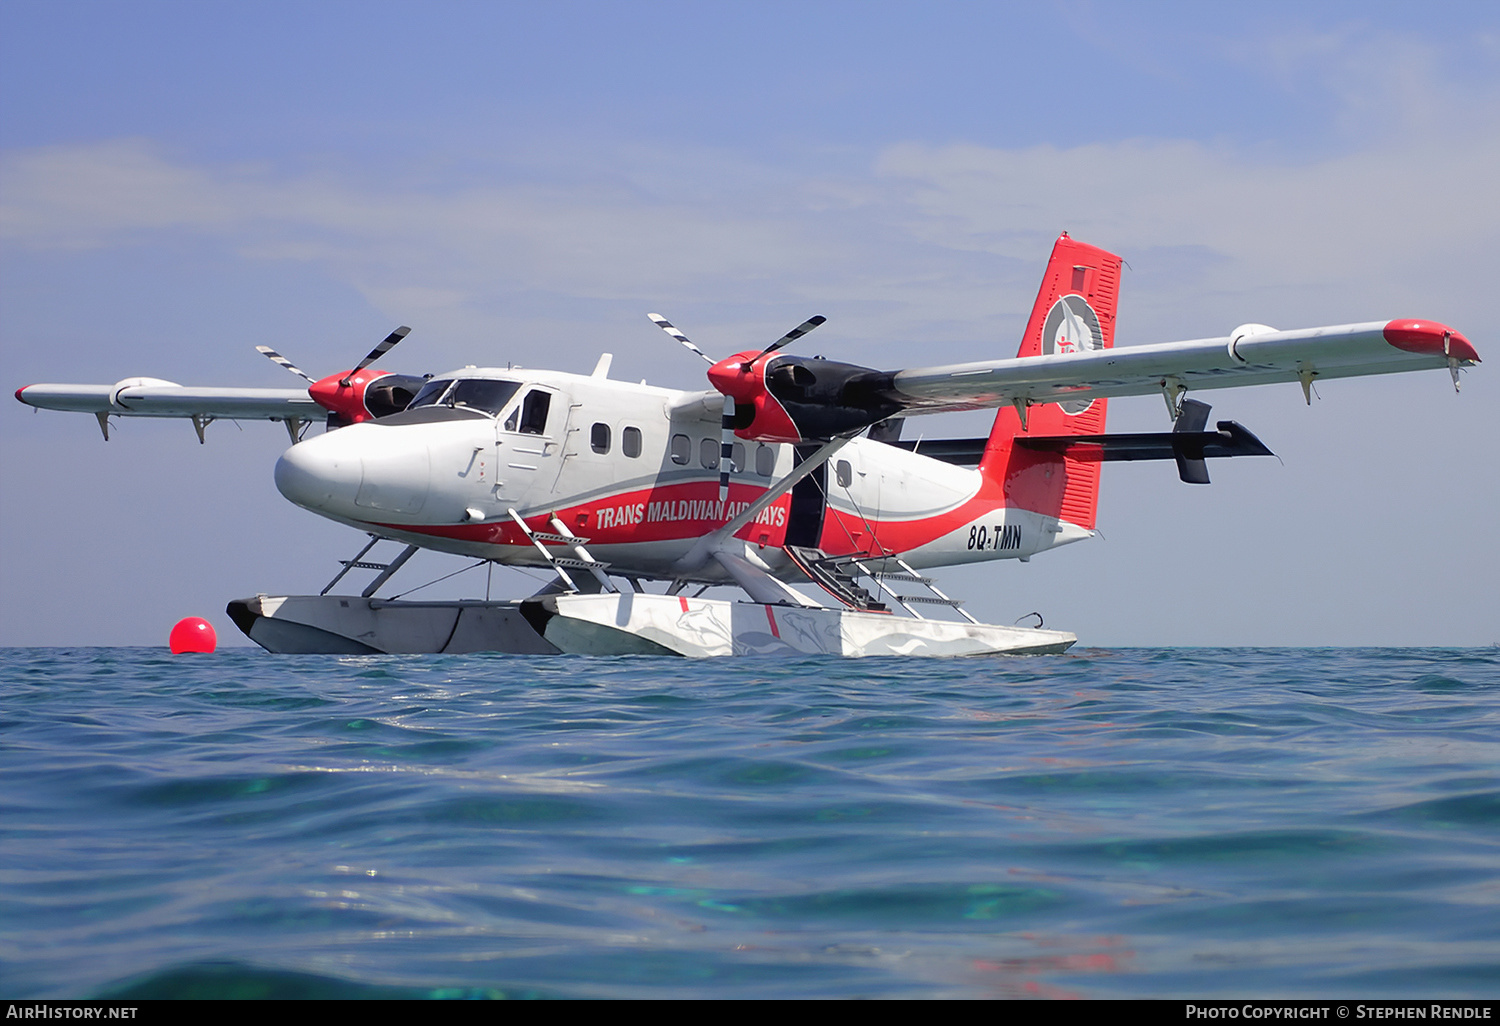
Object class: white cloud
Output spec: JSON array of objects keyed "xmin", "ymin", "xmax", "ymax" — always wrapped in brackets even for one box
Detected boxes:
[
  {"xmin": 4, "ymin": 90, "xmax": 1498, "ymax": 360},
  {"xmin": 874, "ymin": 133, "xmax": 1499, "ymax": 278}
]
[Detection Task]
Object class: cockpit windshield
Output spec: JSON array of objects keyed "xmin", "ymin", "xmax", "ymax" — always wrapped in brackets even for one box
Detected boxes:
[
  {"xmin": 408, "ymin": 379, "xmax": 453, "ymax": 408},
  {"xmin": 407, "ymin": 378, "xmax": 522, "ymax": 416},
  {"xmin": 451, "ymin": 379, "xmax": 522, "ymax": 415}
]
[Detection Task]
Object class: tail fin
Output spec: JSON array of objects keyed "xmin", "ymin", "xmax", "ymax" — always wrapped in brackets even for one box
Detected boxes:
[{"xmin": 977, "ymin": 233, "xmax": 1124, "ymax": 530}]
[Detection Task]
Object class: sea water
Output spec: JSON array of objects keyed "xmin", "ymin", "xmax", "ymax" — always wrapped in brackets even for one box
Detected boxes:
[{"xmin": 2, "ymin": 647, "xmax": 1497, "ymax": 999}]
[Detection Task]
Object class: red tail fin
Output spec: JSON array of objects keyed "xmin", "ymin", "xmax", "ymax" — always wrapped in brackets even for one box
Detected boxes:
[{"xmin": 977, "ymin": 234, "xmax": 1123, "ymax": 530}]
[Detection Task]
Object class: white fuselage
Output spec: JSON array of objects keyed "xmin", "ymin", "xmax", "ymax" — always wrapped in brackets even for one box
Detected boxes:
[{"xmin": 273, "ymin": 365, "xmax": 1090, "ymax": 584}]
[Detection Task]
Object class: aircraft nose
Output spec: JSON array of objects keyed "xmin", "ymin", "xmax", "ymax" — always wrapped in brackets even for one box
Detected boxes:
[
  {"xmin": 276, "ymin": 425, "xmax": 433, "ymax": 518},
  {"xmin": 275, "ymin": 433, "xmax": 362, "ymax": 513}
]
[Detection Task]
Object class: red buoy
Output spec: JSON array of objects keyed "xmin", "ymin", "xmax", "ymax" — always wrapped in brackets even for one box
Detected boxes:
[{"xmin": 169, "ymin": 617, "xmax": 217, "ymax": 653}]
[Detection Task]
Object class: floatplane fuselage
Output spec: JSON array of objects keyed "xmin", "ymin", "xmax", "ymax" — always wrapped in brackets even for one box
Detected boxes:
[{"xmin": 272, "ymin": 367, "xmax": 1086, "ymax": 584}]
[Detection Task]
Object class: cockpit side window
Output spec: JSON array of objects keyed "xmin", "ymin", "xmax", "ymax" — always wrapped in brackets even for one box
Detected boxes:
[{"xmin": 509, "ymin": 390, "xmax": 551, "ymax": 435}]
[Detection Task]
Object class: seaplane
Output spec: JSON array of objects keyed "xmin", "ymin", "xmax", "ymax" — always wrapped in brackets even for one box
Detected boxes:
[{"xmin": 14, "ymin": 234, "xmax": 1481, "ymax": 656}]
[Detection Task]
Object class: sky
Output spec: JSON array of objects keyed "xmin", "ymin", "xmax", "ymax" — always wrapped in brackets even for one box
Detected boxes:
[{"xmin": 2, "ymin": 0, "xmax": 1496, "ymax": 647}]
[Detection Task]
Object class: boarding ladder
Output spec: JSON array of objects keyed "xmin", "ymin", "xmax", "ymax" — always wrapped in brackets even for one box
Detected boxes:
[
  {"xmin": 784, "ymin": 545, "xmax": 886, "ymax": 612},
  {"xmin": 786, "ymin": 546, "xmax": 978, "ymax": 623},
  {"xmin": 851, "ymin": 556, "xmax": 979, "ymax": 624},
  {"xmin": 507, "ymin": 509, "xmax": 617, "ymax": 593}
]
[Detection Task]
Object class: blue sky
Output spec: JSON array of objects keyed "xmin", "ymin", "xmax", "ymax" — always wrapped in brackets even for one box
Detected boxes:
[{"xmin": 3, "ymin": 1, "xmax": 1497, "ymax": 646}]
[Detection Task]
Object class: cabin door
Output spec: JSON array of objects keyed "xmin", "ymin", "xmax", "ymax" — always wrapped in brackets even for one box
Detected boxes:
[{"xmin": 495, "ymin": 385, "xmax": 570, "ymax": 509}]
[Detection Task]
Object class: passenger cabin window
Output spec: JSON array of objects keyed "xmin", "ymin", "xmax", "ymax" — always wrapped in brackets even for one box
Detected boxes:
[
  {"xmin": 699, "ymin": 437, "xmax": 718, "ymax": 469},
  {"xmin": 835, "ymin": 460, "xmax": 853, "ymax": 489},
  {"xmin": 730, "ymin": 442, "xmax": 746, "ymax": 473},
  {"xmin": 622, "ymin": 426, "xmax": 643, "ymax": 458},
  {"xmin": 591, "ymin": 423, "xmax": 610, "ymax": 454},
  {"xmin": 755, "ymin": 443, "xmax": 775, "ymax": 477},
  {"xmin": 670, "ymin": 434, "xmax": 691, "ymax": 465}
]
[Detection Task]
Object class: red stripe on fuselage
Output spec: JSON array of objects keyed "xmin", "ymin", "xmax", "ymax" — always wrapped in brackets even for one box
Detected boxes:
[
  {"xmin": 368, "ymin": 479, "xmax": 798, "ymax": 549},
  {"xmin": 361, "ymin": 465, "xmax": 1067, "ymax": 563}
]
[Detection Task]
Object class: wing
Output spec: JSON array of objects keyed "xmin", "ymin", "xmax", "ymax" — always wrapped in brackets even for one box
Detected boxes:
[
  {"xmin": 888, "ymin": 319, "xmax": 1479, "ymax": 414},
  {"xmin": 15, "ymin": 379, "xmax": 327, "ymax": 421},
  {"xmin": 14, "ymin": 327, "xmax": 424, "ymax": 438},
  {"xmin": 704, "ymin": 318, "xmax": 1479, "ymax": 444},
  {"xmin": 700, "ymin": 234, "xmax": 1478, "ymax": 444},
  {"xmin": 15, "ymin": 377, "xmax": 328, "ymax": 441}
]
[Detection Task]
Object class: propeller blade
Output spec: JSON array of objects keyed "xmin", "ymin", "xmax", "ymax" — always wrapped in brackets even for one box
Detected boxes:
[
  {"xmin": 340, "ymin": 326, "xmax": 411, "ymax": 386},
  {"xmin": 254, "ymin": 346, "xmax": 316, "ymax": 384},
  {"xmin": 648, "ymin": 313, "xmax": 714, "ymax": 364},
  {"xmin": 353, "ymin": 326, "xmax": 411, "ymax": 374},
  {"xmin": 719, "ymin": 395, "xmax": 736, "ymax": 501},
  {"xmin": 745, "ymin": 315, "xmax": 826, "ymax": 367}
]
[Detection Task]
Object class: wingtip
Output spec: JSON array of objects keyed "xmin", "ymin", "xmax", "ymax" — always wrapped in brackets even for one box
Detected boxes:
[{"xmin": 1384, "ymin": 320, "xmax": 1479, "ymax": 362}]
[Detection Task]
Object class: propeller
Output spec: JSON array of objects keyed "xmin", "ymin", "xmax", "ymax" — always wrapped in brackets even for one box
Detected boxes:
[
  {"xmin": 648, "ymin": 313, "xmax": 733, "ymax": 497},
  {"xmin": 255, "ymin": 326, "xmax": 416, "ymax": 427},
  {"xmin": 648, "ymin": 312, "xmax": 829, "ymax": 498},
  {"xmin": 744, "ymin": 314, "xmax": 825, "ymax": 369},
  {"xmin": 255, "ymin": 327, "xmax": 412, "ymax": 386},
  {"xmin": 342, "ymin": 326, "xmax": 411, "ymax": 386},
  {"xmin": 647, "ymin": 314, "xmax": 713, "ymax": 364},
  {"xmin": 648, "ymin": 312, "xmax": 827, "ymax": 367},
  {"xmin": 254, "ymin": 346, "xmax": 316, "ymax": 383}
]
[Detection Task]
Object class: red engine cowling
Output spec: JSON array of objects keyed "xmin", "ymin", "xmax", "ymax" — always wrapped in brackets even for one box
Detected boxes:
[
  {"xmin": 308, "ymin": 370, "xmax": 425, "ymax": 427},
  {"xmin": 707, "ymin": 351, "xmax": 801, "ymax": 442}
]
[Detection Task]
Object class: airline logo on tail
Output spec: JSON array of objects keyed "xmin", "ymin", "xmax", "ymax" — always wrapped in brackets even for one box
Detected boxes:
[{"xmin": 1042, "ymin": 294, "xmax": 1102, "ymax": 413}]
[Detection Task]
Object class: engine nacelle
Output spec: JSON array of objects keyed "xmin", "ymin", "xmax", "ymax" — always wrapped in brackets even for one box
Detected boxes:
[
  {"xmin": 308, "ymin": 370, "xmax": 425, "ymax": 427},
  {"xmin": 707, "ymin": 351, "xmax": 901, "ymax": 444}
]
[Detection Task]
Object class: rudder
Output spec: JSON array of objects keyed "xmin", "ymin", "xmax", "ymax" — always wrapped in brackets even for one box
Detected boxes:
[{"xmin": 977, "ymin": 233, "xmax": 1124, "ymax": 530}]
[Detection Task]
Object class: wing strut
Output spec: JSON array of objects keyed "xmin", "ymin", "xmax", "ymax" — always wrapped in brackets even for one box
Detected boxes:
[
  {"xmin": 712, "ymin": 551, "xmax": 823, "ymax": 608},
  {"xmin": 675, "ymin": 434, "xmax": 854, "ymax": 573}
]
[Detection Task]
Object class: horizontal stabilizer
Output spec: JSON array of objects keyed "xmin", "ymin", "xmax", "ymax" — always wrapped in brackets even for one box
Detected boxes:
[
  {"xmin": 1015, "ymin": 422, "xmax": 1274, "ymax": 462},
  {"xmin": 890, "ymin": 420, "xmax": 1273, "ymax": 484}
]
